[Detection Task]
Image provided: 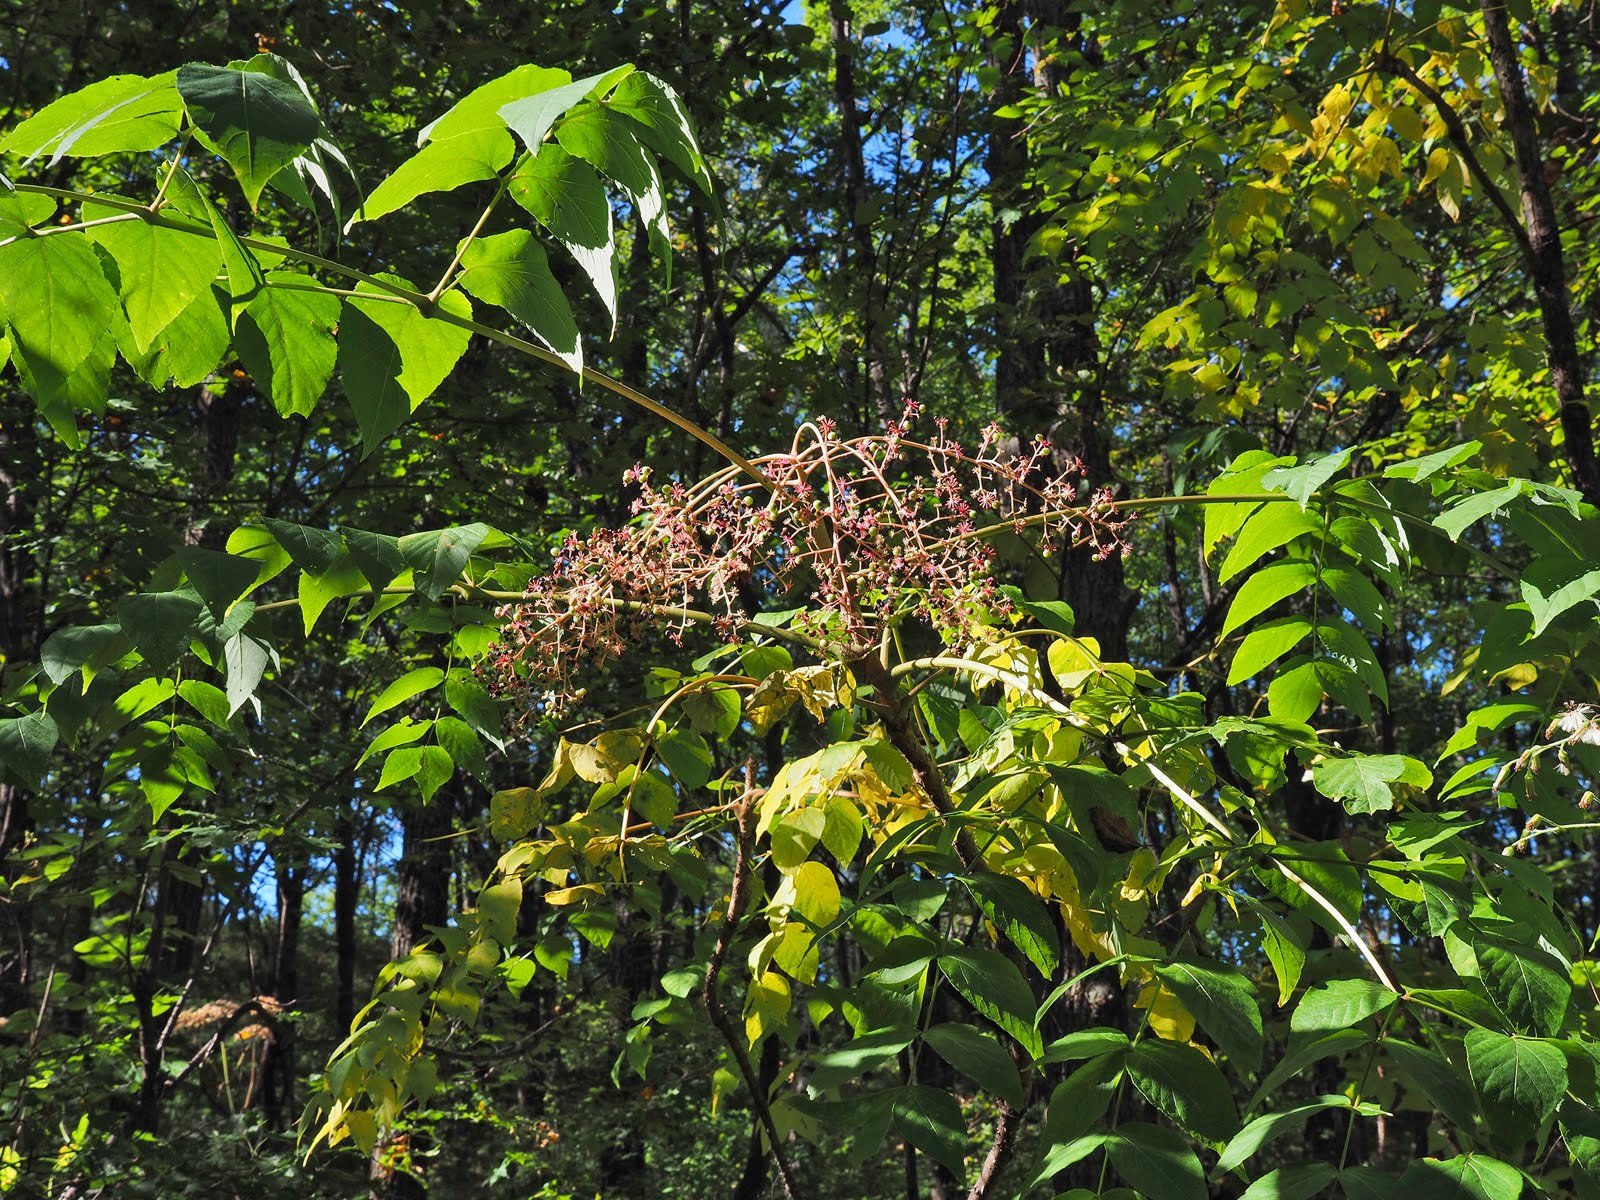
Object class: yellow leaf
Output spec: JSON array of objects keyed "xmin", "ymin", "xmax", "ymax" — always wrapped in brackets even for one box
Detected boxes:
[
  {"xmin": 545, "ymin": 883, "xmax": 604, "ymax": 906},
  {"xmin": 1137, "ymin": 980, "xmax": 1197, "ymax": 1043}
]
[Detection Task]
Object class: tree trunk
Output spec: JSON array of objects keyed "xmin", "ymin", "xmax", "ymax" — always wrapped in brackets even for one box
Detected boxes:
[
  {"xmin": 372, "ymin": 789, "xmax": 454, "ymax": 1198},
  {"xmin": 986, "ymin": 1, "xmax": 1136, "ymax": 656},
  {"xmin": 261, "ymin": 855, "xmax": 304, "ymax": 1126},
  {"xmin": 335, "ymin": 803, "xmax": 359, "ymax": 1034},
  {"xmin": 0, "ymin": 399, "xmax": 42, "ymax": 1018},
  {"xmin": 1479, "ymin": 0, "xmax": 1600, "ymax": 504},
  {"xmin": 828, "ymin": 0, "xmax": 894, "ymax": 426}
]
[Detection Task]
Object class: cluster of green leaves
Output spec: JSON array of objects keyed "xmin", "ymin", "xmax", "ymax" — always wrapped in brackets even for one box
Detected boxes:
[{"xmin": 5, "ymin": 3, "xmax": 1600, "ymax": 1198}]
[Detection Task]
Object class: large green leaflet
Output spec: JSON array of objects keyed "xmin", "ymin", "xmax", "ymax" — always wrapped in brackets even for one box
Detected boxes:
[
  {"xmin": 84, "ymin": 201, "xmax": 222, "ymax": 352},
  {"xmin": 508, "ymin": 145, "xmax": 617, "ymax": 327},
  {"xmin": 0, "ymin": 230, "xmax": 119, "ymax": 436},
  {"xmin": 0, "ymin": 71, "xmax": 183, "ymax": 163},
  {"xmin": 456, "ymin": 230, "xmax": 580, "ymax": 372},
  {"xmin": 339, "ymin": 277, "xmax": 473, "ymax": 453},
  {"xmin": 235, "ymin": 273, "xmax": 340, "ymax": 418},
  {"xmin": 176, "ymin": 60, "xmax": 322, "ymax": 208}
]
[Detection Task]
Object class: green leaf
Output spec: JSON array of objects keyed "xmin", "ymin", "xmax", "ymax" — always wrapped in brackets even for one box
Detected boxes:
[
  {"xmin": 967, "ymin": 874, "xmax": 1059, "ymax": 978},
  {"xmin": 887, "ymin": 1086, "xmax": 966, "ymax": 1181},
  {"xmin": 175, "ymin": 547, "xmax": 260, "ymax": 621},
  {"xmin": 264, "ymin": 519, "xmax": 343, "ymax": 573},
  {"xmin": 376, "ymin": 746, "xmax": 424, "ymax": 791},
  {"xmin": 478, "ymin": 876, "xmax": 522, "ymax": 944},
  {"xmin": 41, "ymin": 624, "xmax": 125, "ymax": 687},
  {"xmin": 0, "ymin": 231, "xmax": 119, "ymax": 412},
  {"xmin": 1029, "ymin": 1136, "xmax": 1107, "ymax": 1190},
  {"xmin": 167, "ymin": 166, "xmax": 263, "ymax": 309},
  {"xmin": 922, "ymin": 1023, "xmax": 1024, "ymax": 1107},
  {"xmin": 297, "ymin": 552, "xmax": 366, "ymax": 634},
  {"xmin": 446, "ymin": 671, "xmax": 505, "ymax": 750},
  {"xmin": 1399, "ymin": 1154, "xmax": 1525, "ymax": 1200},
  {"xmin": 1290, "ymin": 978, "xmax": 1396, "ymax": 1040},
  {"xmin": 1263, "ymin": 449, "xmax": 1351, "ymax": 508},
  {"xmin": 344, "ymin": 528, "xmax": 407, "ymax": 592},
  {"xmin": 1104, "ymin": 1121, "xmax": 1206, "ymax": 1200},
  {"xmin": 1240, "ymin": 1162, "xmax": 1340, "ymax": 1200},
  {"xmin": 1434, "ymin": 483, "xmax": 1523, "ymax": 542},
  {"xmin": 421, "ymin": 64, "xmax": 574, "ymax": 145},
  {"xmin": 364, "ymin": 667, "xmax": 446, "ymax": 727},
  {"xmin": 1322, "ymin": 566, "xmax": 1391, "ymax": 631},
  {"xmin": 1125, "ymin": 1038, "xmax": 1238, "ymax": 1141},
  {"xmin": 938, "ymin": 948, "xmax": 1043, "ymax": 1057},
  {"xmin": 355, "ymin": 124, "xmax": 514, "ymax": 224},
  {"xmin": 235, "ymin": 274, "xmax": 339, "ymax": 417},
  {"xmin": 500, "ymin": 67, "xmax": 632, "ymax": 159},
  {"xmin": 119, "ymin": 283, "xmax": 230, "ymax": 389},
  {"xmin": 809, "ymin": 1029, "xmax": 914, "ymax": 1089},
  {"xmin": 1261, "ymin": 841, "xmax": 1363, "ymax": 929},
  {"xmin": 397, "ymin": 524, "xmax": 489, "ymax": 601},
  {"xmin": 1154, "ymin": 959, "xmax": 1263, "ymax": 1072},
  {"xmin": 1222, "ymin": 559, "xmax": 1317, "ymax": 637},
  {"xmin": 1465, "ymin": 1030, "xmax": 1565, "ymax": 1147},
  {"xmin": 770, "ymin": 808, "xmax": 824, "ymax": 871},
  {"xmin": 340, "ymin": 277, "xmax": 472, "ymax": 453},
  {"xmin": 347, "ymin": 65, "xmax": 566, "ymax": 224},
  {"xmin": 0, "ymin": 711, "xmax": 58, "ymax": 787},
  {"xmin": 435, "ymin": 717, "xmax": 487, "ymax": 783},
  {"xmin": 176, "ymin": 60, "xmax": 322, "ymax": 208},
  {"xmin": 1219, "ymin": 1097, "xmax": 1353, "ymax": 1172},
  {"xmin": 1384, "ymin": 1039, "xmax": 1479, "ymax": 1131},
  {"xmin": 508, "ymin": 145, "xmax": 616, "ymax": 325},
  {"xmin": 1472, "ymin": 932, "xmax": 1570, "ymax": 1037},
  {"xmin": 1, "ymin": 72, "xmax": 183, "ymax": 162},
  {"xmin": 457, "ymin": 229, "xmax": 581, "ymax": 372},
  {"xmin": 84, "ymin": 206, "xmax": 221, "ymax": 352},
  {"xmin": 605, "ymin": 72, "xmax": 714, "ymax": 195},
  {"xmin": 415, "ymin": 745, "xmax": 458, "ymax": 802},
  {"xmin": 358, "ymin": 719, "xmax": 429, "ymax": 768},
  {"xmin": 1042, "ymin": 1053, "xmax": 1123, "ymax": 1144},
  {"xmin": 1520, "ymin": 559, "xmax": 1600, "ymax": 637},
  {"xmin": 119, "ymin": 591, "xmax": 203, "ymax": 668},
  {"xmin": 1340, "ymin": 1166, "xmax": 1405, "ymax": 1200},
  {"xmin": 1219, "ymin": 505, "xmax": 1323, "ymax": 584},
  {"xmin": 654, "ymin": 725, "xmax": 711, "ymax": 790},
  {"xmin": 1239, "ymin": 895, "xmax": 1305, "ymax": 1007},
  {"xmin": 0, "ymin": 190, "xmax": 54, "ymax": 238},
  {"xmin": 223, "ymin": 632, "xmax": 270, "ymax": 717},
  {"xmin": 1228, "ymin": 616, "xmax": 1312, "ymax": 685},
  {"xmin": 556, "ymin": 102, "xmax": 668, "ymax": 249},
  {"xmin": 1312, "ymin": 754, "xmax": 1432, "ymax": 815},
  {"xmin": 1266, "ymin": 657, "xmax": 1325, "ymax": 724}
]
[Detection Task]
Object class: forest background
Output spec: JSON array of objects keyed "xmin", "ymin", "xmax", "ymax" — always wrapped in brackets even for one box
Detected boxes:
[{"xmin": 3, "ymin": 0, "xmax": 1600, "ymax": 1198}]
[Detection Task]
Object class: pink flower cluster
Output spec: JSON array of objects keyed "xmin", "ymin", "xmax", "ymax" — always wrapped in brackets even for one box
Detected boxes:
[{"xmin": 484, "ymin": 405, "xmax": 1130, "ymax": 710}]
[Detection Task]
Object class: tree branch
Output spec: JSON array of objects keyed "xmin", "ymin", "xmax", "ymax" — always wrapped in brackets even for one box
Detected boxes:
[{"xmin": 1373, "ymin": 51, "xmax": 1532, "ymax": 257}]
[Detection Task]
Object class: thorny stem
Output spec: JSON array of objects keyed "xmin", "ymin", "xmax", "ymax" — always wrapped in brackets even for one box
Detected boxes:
[{"xmin": 702, "ymin": 766, "xmax": 803, "ymax": 1200}]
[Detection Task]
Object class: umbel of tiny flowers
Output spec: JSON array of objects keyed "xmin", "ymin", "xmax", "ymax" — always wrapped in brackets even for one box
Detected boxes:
[{"xmin": 483, "ymin": 403, "xmax": 1131, "ymax": 712}]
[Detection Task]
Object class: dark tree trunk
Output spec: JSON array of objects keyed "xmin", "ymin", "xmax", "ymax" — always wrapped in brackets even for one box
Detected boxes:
[
  {"xmin": 829, "ymin": 0, "xmax": 893, "ymax": 426},
  {"xmin": 986, "ymin": 1, "xmax": 1136, "ymax": 656},
  {"xmin": 390, "ymin": 791, "xmax": 454, "ymax": 962},
  {"xmin": 262, "ymin": 856, "xmax": 304, "ymax": 1126},
  {"xmin": 335, "ymin": 804, "xmax": 359, "ymax": 1034},
  {"xmin": 0, "ymin": 399, "xmax": 42, "ymax": 1017},
  {"xmin": 1480, "ymin": 0, "xmax": 1600, "ymax": 505},
  {"xmin": 372, "ymin": 789, "xmax": 454, "ymax": 1199}
]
